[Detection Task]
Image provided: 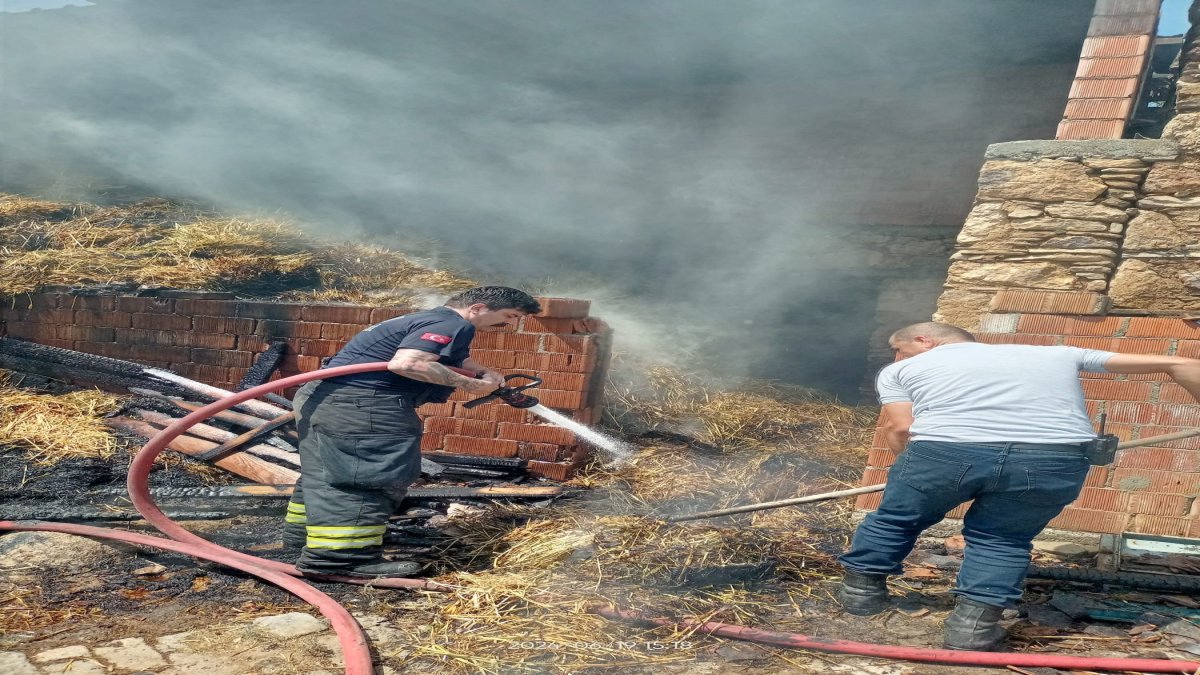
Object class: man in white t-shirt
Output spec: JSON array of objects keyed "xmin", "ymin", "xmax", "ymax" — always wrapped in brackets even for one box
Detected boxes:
[{"xmin": 837, "ymin": 321, "xmax": 1200, "ymax": 651}]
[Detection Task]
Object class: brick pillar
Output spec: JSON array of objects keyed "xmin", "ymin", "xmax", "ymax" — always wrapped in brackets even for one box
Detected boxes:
[{"xmin": 1058, "ymin": 0, "xmax": 1161, "ymax": 139}]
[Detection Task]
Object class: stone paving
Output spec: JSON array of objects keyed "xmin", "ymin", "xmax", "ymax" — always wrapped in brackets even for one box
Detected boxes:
[{"xmin": 2, "ymin": 612, "xmax": 405, "ymax": 675}]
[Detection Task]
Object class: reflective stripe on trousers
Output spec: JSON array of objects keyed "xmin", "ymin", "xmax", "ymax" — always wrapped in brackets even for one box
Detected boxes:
[
  {"xmin": 285, "ymin": 501, "xmax": 306, "ymax": 524},
  {"xmin": 304, "ymin": 525, "xmax": 387, "ymax": 549}
]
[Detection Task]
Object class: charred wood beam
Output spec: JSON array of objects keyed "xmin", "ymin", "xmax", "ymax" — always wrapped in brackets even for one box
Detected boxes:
[
  {"xmin": 190, "ymin": 412, "xmax": 297, "ymax": 463},
  {"xmin": 0, "ymin": 338, "xmax": 288, "ymax": 419},
  {"xmin": 145, "ymin": 368, "xmax": 289, "ymax": 420},
  {"xmin": 133, "ymin": 407, "xmax": 239, "ymax": 442},
  {"xmin": 420, "ymin": 453, "xmax": 527, "ymax": 469},
  {"xmin": 2, "ymin": 509, "xmax": 234, "ymax": 521},
  {"xmin": 263, "ymin": 393, "xmax": 294, "ymax": 410},
  {"xmin": 410, "ymin": 485, "xmax": 565, "ymax": 498},
  {"xmin": 1, "ymin": 336, "xmax": 147, "ymax": 379},
  {"xmin": 132, "ymin": 408, "xmax": 289, "ymax": 449},
  {"xmin": 107, "ymin": 417, "xmax": 300, "ymax": 485},
  {"xmin": 91, "ymin": 484, "xmax": 297, "ymax": 499},
  {"xmin": 129, "ymin": 388, "xmax": 299, "ymax": 446},
  {"xmin": 436, "ymin": 466, "xmax": 514, "ymax": 479},
  {"xmin": 237, "ymin": 340, "xmax": 287, "ymax": 391},
  {"xmin": 127, "ymin": 386, "xmax": 292, "ymax": 426},
  {"xmin": 131, "ymin": 409, "xmax": 298, "ymax": 466},
  {"xmin": 0, "ymin": 351, "xmax": 175, "ymax": 396},
  {"xmin": 236, "ymin": 340, "xmax": 294, "ymax": 410}
]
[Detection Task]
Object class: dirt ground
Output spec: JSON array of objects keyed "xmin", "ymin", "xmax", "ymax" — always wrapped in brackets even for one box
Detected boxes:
[
  {"xmin": 4, "ymin": 501, "xmax": 1200, "ymax": 675},
  {"xmin": 3, "ymin": 414, "xmax": 1198, "ymax": 675}
]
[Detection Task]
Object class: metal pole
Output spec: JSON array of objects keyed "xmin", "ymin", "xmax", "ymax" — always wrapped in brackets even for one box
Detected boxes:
[
  {"xmin": 665, "ymin": 484, "xmax": 885, "ymax": 522},
  {"xmin": 665, "ymin": 428, "xmax": 1200, "ymax": 523},
  {"xmin": 1121, "ymin": 429, "xmax": 1200, "ymax": 448}
]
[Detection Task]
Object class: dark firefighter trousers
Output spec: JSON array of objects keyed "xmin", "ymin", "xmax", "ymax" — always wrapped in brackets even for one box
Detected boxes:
[{"xmin": 283, "ymin": 381, "xmax": 423, "ymax": 572}]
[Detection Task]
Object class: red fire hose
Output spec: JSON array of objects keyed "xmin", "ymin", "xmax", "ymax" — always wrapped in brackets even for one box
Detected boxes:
[
  {"xmin": 1, "ymin": 362, "xmax": 448, "ymax": 675},
  {"xmin": 0, "ymin": 520, "xmax": 376, "ymax": 674},
  {"xmin": 595, "ymin": 606, "xmax": 1200, "ymax": 673},
  {"xmin": 6, "ymin": 361, "xmax": 1200, "ymax": 673}
]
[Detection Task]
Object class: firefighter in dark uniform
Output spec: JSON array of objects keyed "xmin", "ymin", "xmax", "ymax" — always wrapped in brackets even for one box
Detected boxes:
[{"xmin": 282, "ymin": 286, "xmax": 541, "ymax": 578}]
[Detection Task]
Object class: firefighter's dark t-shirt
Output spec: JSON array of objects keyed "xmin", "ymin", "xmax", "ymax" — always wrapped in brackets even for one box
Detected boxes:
[{"xmin": 320, "ymin": 306, "xmax": 475, "ymax": 402}]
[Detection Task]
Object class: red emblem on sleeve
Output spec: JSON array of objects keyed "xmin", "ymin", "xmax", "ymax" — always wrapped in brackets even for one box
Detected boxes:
[{"xmin": 420, "ymin": 332, "xmax": 453, "ymax": 345}]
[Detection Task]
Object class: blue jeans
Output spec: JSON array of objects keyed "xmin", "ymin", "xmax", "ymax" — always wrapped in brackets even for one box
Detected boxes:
[{"xmin": 839, "ymin": 440, "xmax": 1090, "ymax": 607}]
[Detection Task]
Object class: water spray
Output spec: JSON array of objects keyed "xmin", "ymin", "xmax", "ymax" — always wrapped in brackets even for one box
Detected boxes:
[{"xmin": 450, "ymin": 367, "xmax": 633, "ymax": 465}]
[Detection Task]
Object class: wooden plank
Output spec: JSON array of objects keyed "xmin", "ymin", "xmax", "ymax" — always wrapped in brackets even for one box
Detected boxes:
[{"xmin": 107, "ymin": 417, "xmax": 299, "ymax": 485}]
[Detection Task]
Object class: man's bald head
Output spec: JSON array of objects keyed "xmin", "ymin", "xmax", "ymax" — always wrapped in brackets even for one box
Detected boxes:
[
  {"xmin": 888, "ymin": 322, "xmax": 975, "ymax": 359},
  {"xmin": 890, "ymin": 322, "xmax": 976, "ymax": 344}
]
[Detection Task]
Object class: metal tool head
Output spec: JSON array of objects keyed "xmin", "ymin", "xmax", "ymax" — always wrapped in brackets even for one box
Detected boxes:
[{"xmin": 462, "ymin": 373, "xmax": 542, "ymax": 409}]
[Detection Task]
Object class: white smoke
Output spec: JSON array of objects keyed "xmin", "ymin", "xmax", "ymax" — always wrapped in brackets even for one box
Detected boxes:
[{"xmin": 0, "ymin": 0, "xmax": 1097, "ymax": 397}]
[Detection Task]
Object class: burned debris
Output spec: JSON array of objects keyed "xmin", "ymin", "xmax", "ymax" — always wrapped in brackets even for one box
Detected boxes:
[{"xmin": 0, "ymin": 338, "xmax": 573, "ymax": 529}]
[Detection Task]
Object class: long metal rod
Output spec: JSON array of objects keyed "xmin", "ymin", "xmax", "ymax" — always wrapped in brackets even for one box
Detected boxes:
[
  {"xmin": 665, "ymin": 484, "xmax": 885, "ymax": 522},
  {"xmin": 667, "ymin": 428, "xmax": 1200, "ymax": 523}
]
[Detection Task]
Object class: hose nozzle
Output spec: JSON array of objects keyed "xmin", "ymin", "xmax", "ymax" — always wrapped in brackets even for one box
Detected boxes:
[{"xmin": 462, "ymin": 373, "xmax": 542, "ymax": 409}]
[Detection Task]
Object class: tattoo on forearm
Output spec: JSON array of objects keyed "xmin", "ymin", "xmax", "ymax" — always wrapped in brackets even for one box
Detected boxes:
[
  {"xmin": 425, "ymin": 362, "xmax": 474, "ymax": 387},
  {"xmin": 392, "ymin": 360, "xmax": 474, "ymax": 387}
]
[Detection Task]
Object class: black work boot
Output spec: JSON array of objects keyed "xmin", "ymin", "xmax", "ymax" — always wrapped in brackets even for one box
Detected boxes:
[
  {"xmin": 281, "ymin": 524, "xmax": 306, "ymax": 551},
  {"xmin": 298, "ymin": 560, "xmax": 424, "ymax": 579},
  {"xmin": 943, "ymin": 597, "xmax": 1007, "ymax": 651},
  {"xmin": 837, "ymin": 570, "xmax": 890, "ymax": 616}
]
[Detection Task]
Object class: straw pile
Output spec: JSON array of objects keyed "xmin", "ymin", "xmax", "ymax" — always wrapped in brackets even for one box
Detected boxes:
[
  {"xmin": 372, "ymin": 371, "xmax": 874, "ymax": 674},
  {"xmin": 0, "ymin": 371, "xmax": 122, "ymax": 465},
  {"xmin": 280, "ymin": 243, "xmax": 475, "ymax": 305},
  {"xmin": 605, "ymin": 362, "xmax": 876, "ymax": 466},
  {"xmin": 0, "ymin": 373, "xmax": 225, "ymax": 482},
  {"xmin": 0, "ymin": 194, "xmax": 475, "ymax": 299},
  {"xmin": 0, "ymin": 369, "xmax": 872, "ymax": 672},
  {"xmin": 380, "ymin": 505, "xmax": 842, "ymax": 673}
]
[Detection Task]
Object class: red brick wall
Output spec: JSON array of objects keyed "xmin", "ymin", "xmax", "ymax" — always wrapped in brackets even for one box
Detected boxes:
[
  {"xmin": 857, "ymin": 310, "xmax": 1200, "ymax": 537},
  {"xmin": 1, "ymin": 291, "xmax": 611, "ymax": 480},
  {"xmin": 1056, "ymin": 0, "xmax": 1160, "ymax": 139}
]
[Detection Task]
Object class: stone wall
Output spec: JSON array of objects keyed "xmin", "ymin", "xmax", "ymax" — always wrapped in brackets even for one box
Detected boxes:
[
  {"xmin": 933, "ymin": 139, "xmax": 1180, "ymax": 329},
  {"xmin": 0, "ymin": 290, "xmax": 611, "ymax": 480},
  {"xmin": 857, "ymin": 1, "xmax": 1200, "ymax": 538},
  {"xmin": 936, "ymin": 0, "xmax": 1200, "ymax": 328},
  {"xmin": 1110, "ymin": 3, "xmax": 1200, "ymax": 312}
]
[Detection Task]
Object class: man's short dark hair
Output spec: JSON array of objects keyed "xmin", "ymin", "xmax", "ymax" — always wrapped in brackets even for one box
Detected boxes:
[{"xmin": 445, "ymin": 286, "xmax": 541, "ymax": 314}]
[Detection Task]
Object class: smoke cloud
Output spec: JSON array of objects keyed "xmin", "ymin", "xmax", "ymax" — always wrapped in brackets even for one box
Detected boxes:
[{"xmin": 0, "ymin": 0, "xmax": 1094, "ymax": 398}]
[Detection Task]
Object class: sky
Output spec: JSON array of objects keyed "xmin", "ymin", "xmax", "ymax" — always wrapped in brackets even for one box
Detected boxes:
[
  {"xmin": 0, "ymin": 0, "xmax": 91, "ymax": 11},
  {"xmin": 0, "ymin": 1, "xmax": 1108, "ymax": 397},
  {"xmin": 1160, "ymin": 0, "xmax": 1191, "ymax": 35}
]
